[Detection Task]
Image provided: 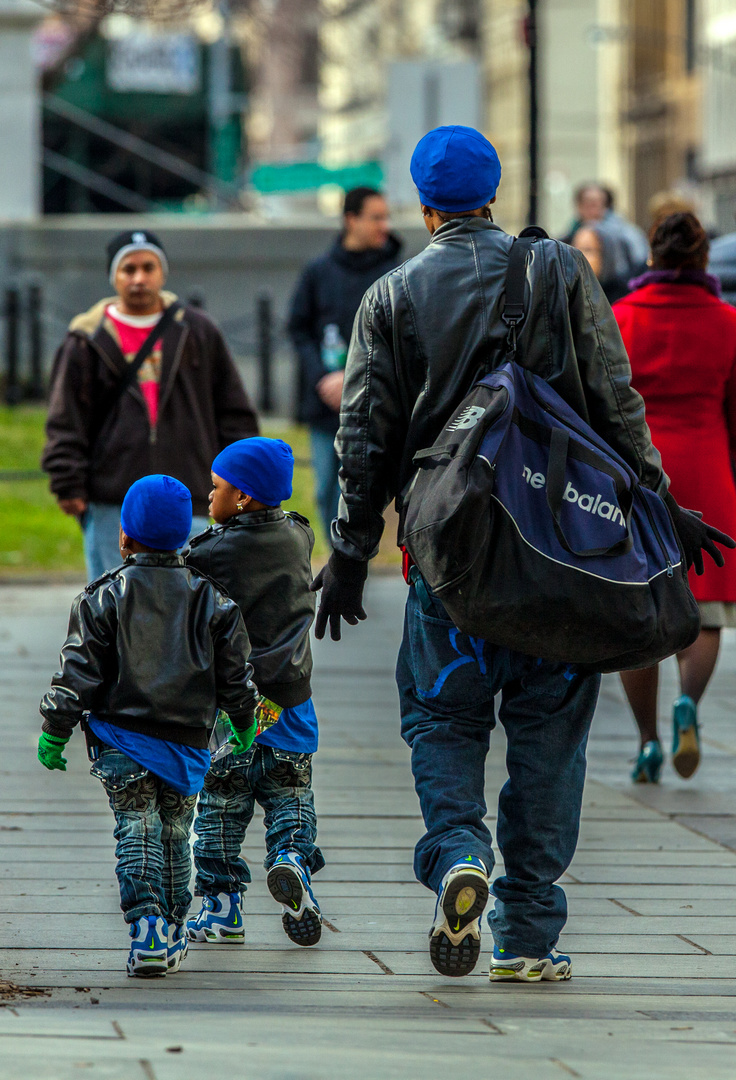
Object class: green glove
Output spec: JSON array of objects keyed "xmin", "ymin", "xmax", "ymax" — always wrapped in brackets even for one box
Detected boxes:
[
  {"xmin": 227, "ymin": 718, "xmax": 257, "ymax": 756},
  {"xmin": 38, "ymin": 732, "xmax": 71, "ymax": 772}
]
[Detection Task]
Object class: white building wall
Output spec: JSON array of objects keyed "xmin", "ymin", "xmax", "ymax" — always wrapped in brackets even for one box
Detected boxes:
[
  {"xmin": 539, "ymin": 0, "xmax": 602, "ymax": 236},
  {"xmin": 0, "ymin": 2, "xmax": 42, "ymax": 221}
]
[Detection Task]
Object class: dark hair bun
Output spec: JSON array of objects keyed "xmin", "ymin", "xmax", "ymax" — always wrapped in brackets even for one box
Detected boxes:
[{"xmin": 649, "ymin": 212, "xmax": 709, "ymax": 271}]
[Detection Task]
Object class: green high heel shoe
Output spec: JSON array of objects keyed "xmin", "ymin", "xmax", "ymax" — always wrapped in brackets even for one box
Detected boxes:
[
  {"xmin": 631, "ymin": 740, "xmax": 664, "ymax": 783},
  {"xmin": 672, "ymin": 695, "xmax": 700, "ymax": 778}
]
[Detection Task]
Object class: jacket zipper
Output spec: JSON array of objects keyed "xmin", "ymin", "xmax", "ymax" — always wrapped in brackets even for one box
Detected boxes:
[{"xmin": 522, "ymin": 370, "xmax": 674, "ymax": 576}]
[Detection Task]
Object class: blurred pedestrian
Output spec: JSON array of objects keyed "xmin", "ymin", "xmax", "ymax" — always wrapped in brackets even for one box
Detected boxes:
[
  {"xmin": 563, "ymin": 182, "xmax": 648, "ymax": 277},
  {"xmin": 710, "ymin": 229, "xmax": 736, "ymax": 306},
  {"xmin": 560, "ymin": 181, "xmax": 612, "ymax": 242},
  {"xmin": 42, "ymin": 229, "xmax": 259, "ymax": 581},
  {"xmin": 288, "ymin": 188, "xmax": 402, "ymax": 540},
  {"xmin": 614, "ymin": 212, "xmax": 736, "ymax": 782},
  {"xmin": 571, "ymin": 219, "xmax": 636, "ymax": 304},
  {"xmin": 648, "ymin": 191, "xmax": 696, "ymax": 230}
]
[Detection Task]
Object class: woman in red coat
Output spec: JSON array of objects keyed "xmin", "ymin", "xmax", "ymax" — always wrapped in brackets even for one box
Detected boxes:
[{"xmin": 613, "ymin": 212, "xmax": 736, "ymax": 783}]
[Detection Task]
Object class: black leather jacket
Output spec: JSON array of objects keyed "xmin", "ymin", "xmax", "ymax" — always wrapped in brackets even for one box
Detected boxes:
[
  {"xmin": 40, "ymin": 554, "xmax": 258, "ymax": 748},
  {"xmin": 186, "ymin": 509, "xmax": 315, "ymax": 709},
  {"xmin": 333, "ymin": 217, "xmax": 665, "ymax": 560}
]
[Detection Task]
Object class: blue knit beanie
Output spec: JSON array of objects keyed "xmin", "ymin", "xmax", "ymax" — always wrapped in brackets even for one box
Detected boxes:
[
  {"xmin": 212, "ymin": 438, "xmax": 294, "ymax": 506},
  {"xmin": 410, "ymin": 125, "xmax": 502, "ymax": 213},
  {"xmin": 121, "ymin": 475, "xmax": 193, "ymax": 551}
]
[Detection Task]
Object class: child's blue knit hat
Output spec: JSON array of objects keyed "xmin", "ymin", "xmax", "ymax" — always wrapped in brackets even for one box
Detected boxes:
[
  {"xmin": 212, "ymin": 438, "xmax": 294, "ymax": 506},
  {"xmin": 121, "ymin": 475, "xmax": 192, "ymax": 551}
]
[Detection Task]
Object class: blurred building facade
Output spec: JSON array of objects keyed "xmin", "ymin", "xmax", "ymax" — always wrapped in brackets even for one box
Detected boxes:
[
  {"xmin": 318, "ymin": 0, "xmax": 736, "ymax": 237},
  {"xmin": 699, "ymin": 0, "xmax": 736, "ymax": 233},
  {"xmin": 617, "ymin": 0, "xmax": 700, "ymax": 228},
  {"xmin": 319, "ymin": 1, "xmax": 483, "ymax": 164},
  {"xmin": 242, "ymin": 0, "xmax": 321, "ymax": 165},
  {"xmin": 2, "ymin": 0, "xmax": 736, "ymax": 235}
]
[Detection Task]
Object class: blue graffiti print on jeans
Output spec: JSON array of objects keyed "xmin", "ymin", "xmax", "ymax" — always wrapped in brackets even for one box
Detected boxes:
[{"xmin": 417, "ymin": 628, "xmax": 487, "ymax": 699}]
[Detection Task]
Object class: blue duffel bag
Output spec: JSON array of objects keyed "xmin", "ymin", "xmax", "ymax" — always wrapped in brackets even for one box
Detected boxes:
[{"xmin": 400, "ymin": 235, "xmax": 700, "ymax": 672}]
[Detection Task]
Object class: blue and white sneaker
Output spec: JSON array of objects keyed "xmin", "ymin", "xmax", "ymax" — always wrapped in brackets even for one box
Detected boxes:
[
  {"xmin": 429, "ymin": 856, "xmax": 489, "ymax": 977},
  {"xmin": 167, "ymin": 923, "xmax": 189, "ymax": 973},
  {"xmin": 267, "ymin": 850, "xmax": 322, "ymax": 946},
  {"xmin": 126, "ymin": 915, "xmax": 168, "ymax": 978},
  {"xmin": 186, "ymin": 892, "xmax": 244, "ymax": 944},
  {"xmin": 489, "ymin": 945, "xmax": 572, "ymax": 982}
]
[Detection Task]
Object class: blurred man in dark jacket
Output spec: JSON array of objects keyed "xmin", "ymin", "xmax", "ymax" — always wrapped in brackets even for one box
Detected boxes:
[
  {"xmin": 288, "ymin": 188, "xmax": 402, "ymax": 539},
  {"xmin": 42, "ymin": 229, "xmax": 258, "ymax": 580},
  {"xmin": 709, "ymin": 229, "xmax": 736, "ymax": 305}
]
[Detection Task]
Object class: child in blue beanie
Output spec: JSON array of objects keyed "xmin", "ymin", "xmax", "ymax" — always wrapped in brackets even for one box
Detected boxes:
[
  {"xmin": 185, "ymin": 437, "xmax": 324, "ymax": 947},
  {"xmin": 38, "ymin": 475, "xmax": 259, "ymax": 978}
]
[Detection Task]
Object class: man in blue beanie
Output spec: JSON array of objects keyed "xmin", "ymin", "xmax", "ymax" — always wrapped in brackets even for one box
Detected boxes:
[
  {"xmin": 311, "ymin": 125, "xmax": 685, "ymax": 983},
  {"xmin": 38, "ymin": 475, "xmax": 259, "ymax": 978}
]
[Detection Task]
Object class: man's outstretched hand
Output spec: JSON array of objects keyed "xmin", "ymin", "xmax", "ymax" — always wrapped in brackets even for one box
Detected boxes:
[
  {"xmin": 666, "ymin": 493, "xmax": 736, "ymax": 575},
  {"xmin": 310, "ymin": 551, "xmax": 368, "ymax": 641}
]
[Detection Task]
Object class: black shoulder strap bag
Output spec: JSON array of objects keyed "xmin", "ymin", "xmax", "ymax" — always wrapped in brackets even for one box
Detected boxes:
[{"xmin": 90, "ymin": 301, "xmax": 180, "ymax": 444}]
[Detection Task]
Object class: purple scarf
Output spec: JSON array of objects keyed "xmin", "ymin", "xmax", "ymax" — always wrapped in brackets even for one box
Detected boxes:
[{"xmin": 627, "ymin": 267, "xmax": 722, "ymax": 299}]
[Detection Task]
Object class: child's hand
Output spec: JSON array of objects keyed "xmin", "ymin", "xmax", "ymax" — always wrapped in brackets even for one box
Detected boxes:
[
  {"xmin": 227, "ymin": 719, "xmax": 257, "ymax": 756},
  {"xmin": 38, "ymin": 732, "xmax": 71, "ymax": 771}
]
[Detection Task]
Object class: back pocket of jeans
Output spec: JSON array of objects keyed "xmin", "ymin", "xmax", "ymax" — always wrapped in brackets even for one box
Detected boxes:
[
  {"xmin": 90, "ymin": 749, "xmax": 148, "ymax": 793},
  {"xmin": 408, "ymin": 607, "xmax": 491, "ymax": 715}
]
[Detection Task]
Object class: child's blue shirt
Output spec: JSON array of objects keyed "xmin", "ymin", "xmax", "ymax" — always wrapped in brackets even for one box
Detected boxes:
[
  {"xmin": 88, "ymin": 717, "xmax": 210, "ymax": 796},
  {"xmin": 256, "ymin": 698, "xmax": 318, "ymax": 754}
]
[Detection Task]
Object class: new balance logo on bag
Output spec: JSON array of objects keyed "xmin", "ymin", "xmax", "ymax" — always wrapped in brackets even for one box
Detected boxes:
[
  {"xmin": 521, "ymin": 466, "xmax": 626, "ymax": 526},
  {"xmin": 447, "ymin": 406, "xmax": 485, "ymax": 431}
]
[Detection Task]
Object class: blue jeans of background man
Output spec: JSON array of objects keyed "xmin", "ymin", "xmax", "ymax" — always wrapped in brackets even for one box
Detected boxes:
[
  {"xmin": 309, "ymin": 426, "xmax": 341, "ymax": 542},
  {"xmin": 396, "ymin": 580, "xmax": 600, "ymax": 959},
  {"xmin": 91, "ymin": 747, "xmax": 197, "ymax": 926},
  {"xmin": 81, "ymin": 502, "xmax": 210, "ymax": 581},
  {"xmin": 193, "ymin": 743, "xmax": 324, "ymax": 897}
]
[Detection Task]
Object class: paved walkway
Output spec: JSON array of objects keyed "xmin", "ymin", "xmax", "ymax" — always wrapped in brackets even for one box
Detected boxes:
[{"xmin": 1, "ymin": 577, "xmax": 735, "ymax": 1078}]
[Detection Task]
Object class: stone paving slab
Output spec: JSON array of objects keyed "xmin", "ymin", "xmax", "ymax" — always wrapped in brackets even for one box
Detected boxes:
[{"xmin": 3, "ymin": 578, "xmax": 736, "ymax": 1078}]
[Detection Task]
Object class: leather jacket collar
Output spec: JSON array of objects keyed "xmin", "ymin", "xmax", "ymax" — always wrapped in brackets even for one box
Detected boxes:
[
  {"xmin": 224, "ymin": 509, "xmax": 286, "ymax": 528},
  {"xmin": 430, "ymin": 217, "xmax": 505, "ymax": 244},
  {"xmin": 123, "ymin": 553, "xmax": 186, "ymax": 567}
]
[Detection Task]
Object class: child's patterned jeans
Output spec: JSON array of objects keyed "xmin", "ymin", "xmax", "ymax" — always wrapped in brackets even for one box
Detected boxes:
[
  {"xmin": 92, "ymin": 747, "xmax": 196, "ymax": 925},
  {"xmin": 193, "ymin": 743, "xmax": 324, "ymax": 896}
]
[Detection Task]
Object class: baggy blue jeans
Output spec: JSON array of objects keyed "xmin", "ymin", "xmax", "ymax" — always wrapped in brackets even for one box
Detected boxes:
[
  {"xmin": 309, "ymin": 426, "xmax": 341, "ymax": 541},
  {"xmin": 193, "ymin": 744, "xmax": 324, "ymax": 896},
  {"xmin": 396, "ymin": 581, "xmax": 600, "ymax": 958},
  {"xmin": 91, "ymin": 747, "xmax": 197, "ymax": 926}
]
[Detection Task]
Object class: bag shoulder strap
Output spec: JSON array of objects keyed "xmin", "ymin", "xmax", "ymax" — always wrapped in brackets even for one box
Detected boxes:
[
  {"xmin": 501, "ymin": 226, "xmax": 549, "ymax": 352},
  {"xmin": 112, "ymin": 301, "xmax": 180, "ymax": 400},
  {"xmin": 502, "ymin": 237, "xmax": 532, "ymax": 327},
  {"xmin": 91, "ymin": 302, "xmax": 180, "ymax": 444}
]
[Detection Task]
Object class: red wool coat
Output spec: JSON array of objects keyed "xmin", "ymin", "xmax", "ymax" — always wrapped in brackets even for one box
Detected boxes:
[{"xmin": 613, "ymin": 282, "xmax": 736, "ymax": 602}]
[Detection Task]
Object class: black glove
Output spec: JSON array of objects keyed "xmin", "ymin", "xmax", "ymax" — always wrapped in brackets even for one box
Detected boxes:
[
  {"xmin": 665, "ymin": 492, "xmax": 736, "ymax": 575},
  {"xmin": 309, "ymin": 550, "xmax": 368, "ymax": 641}
]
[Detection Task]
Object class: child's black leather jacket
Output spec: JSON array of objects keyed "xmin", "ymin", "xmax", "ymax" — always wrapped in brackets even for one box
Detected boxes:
[
  {"xmin": 186, "ymin": 509, "xmax": 315, "ymax": 709},
  {"xmin": 40, "ymin": 553, "xmax": 258, "ymax": 748}
]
